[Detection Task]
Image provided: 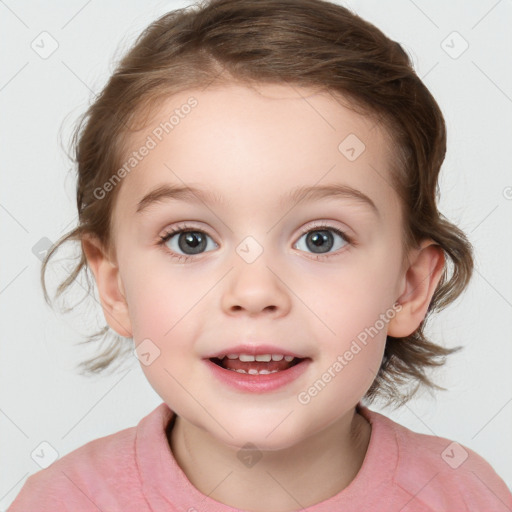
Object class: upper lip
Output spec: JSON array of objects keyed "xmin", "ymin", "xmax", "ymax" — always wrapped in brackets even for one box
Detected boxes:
[{"xmin": 205, "ymin": 344, "xmax": 307, "ymax": 360}]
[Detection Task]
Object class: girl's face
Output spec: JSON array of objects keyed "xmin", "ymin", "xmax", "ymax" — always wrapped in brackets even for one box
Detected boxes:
[{"xmin": 109, "ymin": 83, "xmax": 406, "ymax": 449}]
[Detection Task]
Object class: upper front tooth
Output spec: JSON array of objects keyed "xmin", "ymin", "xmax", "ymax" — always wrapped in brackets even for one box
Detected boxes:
[
  {"xmin": 255, "ymin": 354, "xmax": 272, "ymax": 362},
  {"xmin": 228, "ymin": 353, "xmax": 293, "ymax": 362}
]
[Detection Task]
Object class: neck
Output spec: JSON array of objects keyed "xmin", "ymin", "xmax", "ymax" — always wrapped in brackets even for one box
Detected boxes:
[{"xmin": 169, "ymin": 408, "xmax": 371, "ymax": 512}]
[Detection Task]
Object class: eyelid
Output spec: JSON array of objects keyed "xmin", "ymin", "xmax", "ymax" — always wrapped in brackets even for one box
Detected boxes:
[
  {"xmin": 296, "ymin": 220, "xmax": 353, "ymax": 242},
  {"xmin": 158, "ymin": 222, "xmax": 218, "ymax": 263},
  {"xmin": 158, "ymin": 221, "xmax": 354, "ymax": 242},
  {"xmin": 158, "ymin": 221, "xmax": 216, "ymax": 241},
  {"xmin": 158, "ymin": 220, "xmax": 351, "ymax": 240}
]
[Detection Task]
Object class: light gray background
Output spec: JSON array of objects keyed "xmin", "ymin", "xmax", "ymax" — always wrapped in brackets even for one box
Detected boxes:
[{"xmin": 1, "ymin": 0, "xmax": 511, "ymax": 507}]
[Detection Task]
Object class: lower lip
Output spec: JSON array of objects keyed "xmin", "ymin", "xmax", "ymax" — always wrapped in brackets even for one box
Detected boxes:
[{"xmin": 204, "ymin": 358, "xmax": 311, "ymax": 393}]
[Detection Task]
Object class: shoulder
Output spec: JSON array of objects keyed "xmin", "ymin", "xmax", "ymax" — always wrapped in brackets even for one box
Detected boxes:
[
  {"xmin": 8, "ymin": 427, "xmax": 138, "ymax": 511},
  {"xmin": 8, "ymin": 403, "xmax": 171, "ymax": 511},
  {"xmin": 363, "ymin": 407, "xmax": 512, "ymax": 511}
]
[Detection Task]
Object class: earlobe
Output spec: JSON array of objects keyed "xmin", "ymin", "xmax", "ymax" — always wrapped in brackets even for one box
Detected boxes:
[
  {"xmin": 81, "ymin": 235, "xmax": 133, "ymax": 338},
  {"xmin": 387, "ymin": 240, "xmax": 445, "ymax": 338}
]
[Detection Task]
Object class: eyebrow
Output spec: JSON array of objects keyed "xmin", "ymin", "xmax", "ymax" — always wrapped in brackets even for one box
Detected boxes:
[
  {"xmin": 136, "ymin": 184, "xmax": 225, "ymax": 213},
  {"xmin": 135, "ymin": 183, "xmax": 379, "ymax": 217}
]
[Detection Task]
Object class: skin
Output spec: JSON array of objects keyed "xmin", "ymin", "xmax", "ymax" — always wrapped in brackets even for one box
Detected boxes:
[{"xmin": 83, "ymin": 83, "xmax": 444, "ymax": 511}]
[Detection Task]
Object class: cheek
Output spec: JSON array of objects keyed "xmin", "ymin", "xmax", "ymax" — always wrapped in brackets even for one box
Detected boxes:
[
  {"xmin": 120, "ymin": 254, "xmax": 191, "ymax": 339},
  {"xmin": 298, "ymin": 257, "xmax": 399, "ymax": 343},
  {"xmin": 129, "ymin": 291, "xmax": 191, "ymax": 347},
  {"xmin": 323, "ymin": 302, "xmax": 388, "ymax": 392},
  {"xmin": 294, "ymin": 334, "xmax": 385, "ymax": 438},
  {"xmin": 295, "ymin": 250, "xmax": 398, "ymax": 394},
  {"xmin": 124, "ymin": 264, "xmax": 216, "ymax": 370},
  {"xmin": 335, "ymin": 330, "xmax": 386, "ymax": 387}
]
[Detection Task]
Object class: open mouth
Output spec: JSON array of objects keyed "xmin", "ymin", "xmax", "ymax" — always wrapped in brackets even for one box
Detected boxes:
[{"xmin": 209, "ymin": 354, "xmax": 305, "ymax": 375}]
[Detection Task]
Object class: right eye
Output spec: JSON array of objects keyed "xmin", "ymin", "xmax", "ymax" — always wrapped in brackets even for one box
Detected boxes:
[{"xmin": 159, "ymin": 225, "xmax": 218, "ymax": 261}]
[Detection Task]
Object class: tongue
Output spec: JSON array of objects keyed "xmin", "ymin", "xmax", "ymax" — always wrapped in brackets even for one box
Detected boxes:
[{"xmin": 220, "ymin": 357, "xmax": 296, "ymax": 372}]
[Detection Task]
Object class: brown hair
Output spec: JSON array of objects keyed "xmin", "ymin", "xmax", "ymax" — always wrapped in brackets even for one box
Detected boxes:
[{"xmin": 41, "ymin": 0, "xmax": 473, "ymax": 407}]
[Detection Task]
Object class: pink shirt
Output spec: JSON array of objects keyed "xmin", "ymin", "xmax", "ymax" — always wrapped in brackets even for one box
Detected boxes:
[{"xmin": 8, "ymin": 402, "xmax": 512, "ymax": 511}]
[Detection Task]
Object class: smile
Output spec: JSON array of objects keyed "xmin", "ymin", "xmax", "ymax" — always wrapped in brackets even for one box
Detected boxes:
[
  {"xmin": 210, "ymin": 354, "xmax": 303, "ymax": 374},
  {"xmin": 205, "ymin": 354, "xmax": 311, "ymax": 392}
]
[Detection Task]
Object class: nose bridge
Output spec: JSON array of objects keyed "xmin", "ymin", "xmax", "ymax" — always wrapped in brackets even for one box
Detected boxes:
[{"xmin": 221, "ymin": 235, "xmax": 291, "ymax": 316}]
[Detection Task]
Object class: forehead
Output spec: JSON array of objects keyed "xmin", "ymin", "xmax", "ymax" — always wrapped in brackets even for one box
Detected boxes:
[{"xmin": 113, "ymin": 83, "xmax": 400, "ymax": 226}]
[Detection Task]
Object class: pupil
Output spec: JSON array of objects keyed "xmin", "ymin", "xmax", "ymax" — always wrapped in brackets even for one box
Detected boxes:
[
  {"xmin": 179, "ymin": 232, "xmax": 206, "ymax": 254},
  {"xmin": 308, "ymin": 230, "xmax": 333, "ymax": 254}
]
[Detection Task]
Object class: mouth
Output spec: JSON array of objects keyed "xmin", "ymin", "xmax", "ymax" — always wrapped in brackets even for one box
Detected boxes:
[
  {"xmin": 209, "ymin": 353, "xmax": 306, "ymax": 375},
  {"xmin": 204, "ymin": 349, "xmax": 311, "ymax": 392}
]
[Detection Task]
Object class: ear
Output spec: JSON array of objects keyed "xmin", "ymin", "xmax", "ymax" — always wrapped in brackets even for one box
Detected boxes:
[
  {"xmin": 387, "ymin": 240, "xmax": 445, "ymax": 338},
  {"xmin": 81, "ymin": 235, "xmax": 132, "ymax": 338}
]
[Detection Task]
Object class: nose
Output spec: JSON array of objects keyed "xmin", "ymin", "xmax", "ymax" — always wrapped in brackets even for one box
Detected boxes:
[{"xmin": 220, "ymin": 256, "xmax": 292, "ymax": 317}]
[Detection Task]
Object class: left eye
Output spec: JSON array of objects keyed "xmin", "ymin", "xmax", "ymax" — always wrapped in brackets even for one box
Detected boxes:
[{"xmin": 294, "ymin": 227, "xmax": 349, "ymax": 255}]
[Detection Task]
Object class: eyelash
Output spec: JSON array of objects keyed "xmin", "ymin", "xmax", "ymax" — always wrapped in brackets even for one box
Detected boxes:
[
  {"xmin": 157, "ymin": 222, "xmax": 354, "ymax": 263},
  {"xmin": 158, "ymin": 223, "xmax": 209, "ymax": 263}
]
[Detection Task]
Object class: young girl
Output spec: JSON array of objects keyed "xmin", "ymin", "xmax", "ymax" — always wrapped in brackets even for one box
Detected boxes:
[{"xmin": 9, "ymin": 0, "xmax": 512, "ymax": 510}]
